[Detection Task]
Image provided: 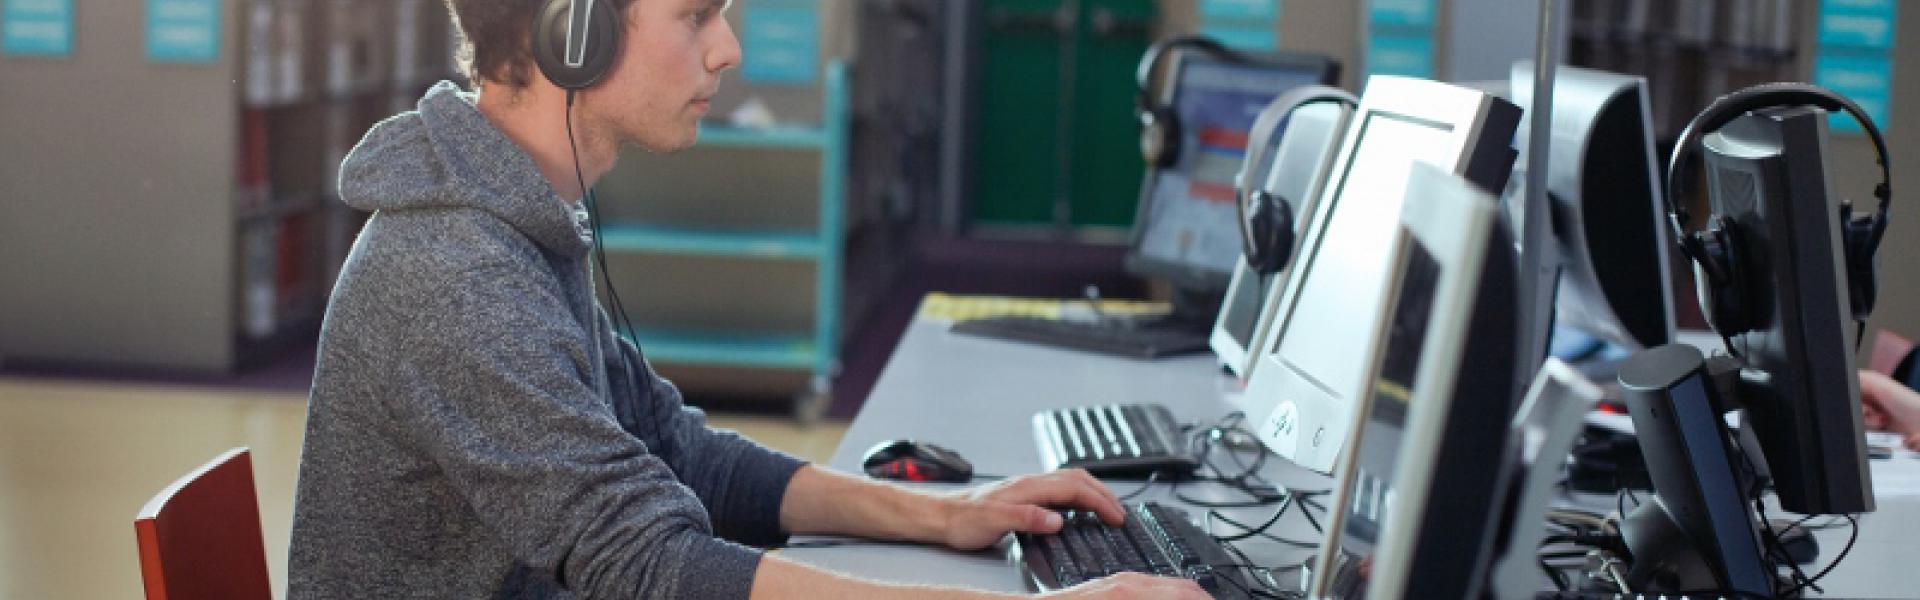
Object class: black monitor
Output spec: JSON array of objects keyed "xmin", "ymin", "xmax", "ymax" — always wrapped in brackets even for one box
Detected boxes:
[
  {"xmin": 1510, "ymin": 63, "xmax": 1676, "ymax": 352},
  {"xmin": 1124, "ymin": 47, "xmax": 1337, "ymax": 324},
  {"xmin": 1617, "ymin": 344, "xmax": 1775, "ymax": 596},
  {"xmin": 1703, "ymin": 105, "xmax": 1875, "ymax": 515}
]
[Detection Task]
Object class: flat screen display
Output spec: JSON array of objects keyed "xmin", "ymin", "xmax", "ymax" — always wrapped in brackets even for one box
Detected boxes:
[
  {"xmin": 1137, "ymin": 59, "xmax": 1324, "ymax": 277},
  {"xmin": 1320, "ymin": 240, "xmax": 1440, "ymax": 600}
]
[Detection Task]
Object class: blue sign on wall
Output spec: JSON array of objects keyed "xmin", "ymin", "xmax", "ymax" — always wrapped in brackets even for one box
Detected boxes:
[
  {"xmin": 1370, "ymin": 0, "xmax": 1435, "ymax": 29},
  {"xmin": 3, "ymin": 0, "xmax": 74, "ymax": 58},
  {"xmin": 1201, "ymin": 0, "xmax": 1277, "ymax": 21},
  {"xmin": 1819, "ymin": 0, "xmax": 1898, "ymax": 51},
  {"xmin": 741, "ymin": 5, "xmax": 817, "ymax": 84},
  {"xmin": 1202, "ymin": 24, "xmax": 1275, "ymax": 51},
  {"xmin": 1368, "ymin": 33, "xmax": 1433, "ymax": 80},
  {"xmin": 147, "ymin": 0, "xmax": 222, "ymax": 63},
  {"xmin": 1815, "ymin": 52, "xmax": 1893, "ymax": 134}
]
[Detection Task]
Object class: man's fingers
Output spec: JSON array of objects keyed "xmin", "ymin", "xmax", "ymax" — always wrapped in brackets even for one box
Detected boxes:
[
  {"xmin": 1101, "ymin": 572, "xmax": 1210, "ymax": 599},
  {"xmin": 993, "ymin": 473, "xmax": 1126, "ymax": 525},
  {"xmin": 995, "ymin": 502, "xmax": 1064, "ymax": 534}
]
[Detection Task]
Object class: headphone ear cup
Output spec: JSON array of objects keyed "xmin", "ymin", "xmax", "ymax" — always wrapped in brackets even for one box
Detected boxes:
[
  {"xmin": 1244, "ymin": 192, "xmax": 1295, "ymax": 274},
  {"xmin": 533, "ymin": 0, "xmax": 622, "ymax": 90},
  {"xmin": 1841, "ymin": 204, "xmax": 1882, "ymax": 321},
  {"xmin": 1691, "ymin": 221, "xmax": 1752, "ymax": 337},
  {"xmin": 1139, "ymin": 107, "xmax": 1180, "ymax": 168}
]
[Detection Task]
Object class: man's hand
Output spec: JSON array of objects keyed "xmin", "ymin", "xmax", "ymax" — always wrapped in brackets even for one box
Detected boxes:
[
  {"xmin": 938, "ymin": 469, "xmax": 1126, "ymax": 551},
  {"xmin": 1861, "ymin": 370, "xmax": 1920, "ymax": 450},
  {"xmin": 1038, "ymin": 572, "xmax": 1212, "ymax": 599}
]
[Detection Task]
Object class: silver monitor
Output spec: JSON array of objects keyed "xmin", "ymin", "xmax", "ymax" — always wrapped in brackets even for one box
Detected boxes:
[
  {"xmin": 1309, "ymin": 163, "xmax": 1520, "ymax": 600},
  {"xmin": 1212, "ymin": 90, "xmax": 1355, "ymax": 378},
  {"xmin": 1509, "ymin": 62, "xmax": 1676, "ymax": 351},
  {"xmin": 1240, "ymin": 76, "xmax": 1521, "ymax": 473}
]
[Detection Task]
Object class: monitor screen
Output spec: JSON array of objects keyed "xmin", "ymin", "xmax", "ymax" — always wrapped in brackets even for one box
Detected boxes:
[
  {"xmin": 1135, "ymin": 58, "xmax": 1325, "ymax": 283},
  {"xmin": 1318, "ymin": 240, "xmax": 1441, "ymax": 600},
  {"xmin": 1219, "ymin": 270, "xmax": 1271, "ymax": 350},
  {"xmin": 1266, "ymin": 112, "xmax": 1455, "ymax": 401}
]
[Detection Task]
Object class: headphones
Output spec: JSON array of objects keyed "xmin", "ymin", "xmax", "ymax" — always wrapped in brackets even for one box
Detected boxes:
[
  {"xmin": 1137, "ymin": 36, "xmax": 1242, "ymax": 168},
  {"xmin": 1236, "ymin": 86, "xmax": 1357, "ymax": 274},
  {"xmin": 1666, "ymin": 82, "xmax": 1893, "ymax": 339},
  {"xmin": 530, "ymin": 0, "xmax": 678, "ymax": 456},
  {"xmin": 532, "ymin": 0, "xmax": 623, "ymax": 90}
]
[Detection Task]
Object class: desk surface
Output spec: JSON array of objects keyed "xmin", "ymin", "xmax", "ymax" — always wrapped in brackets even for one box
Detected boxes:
[{"xmin": 782, "ymin": 315, "xmax": 1918, "ymax": 597}]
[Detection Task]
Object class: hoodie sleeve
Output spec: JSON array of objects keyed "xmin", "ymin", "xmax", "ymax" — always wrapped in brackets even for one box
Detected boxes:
[
  {"xmin": 387, "ymin": 262, "xmax": 764, "ymax": 600},
  {"xmin": 597, "ymin": 309, "xmax": 807, "ymax": 547}
]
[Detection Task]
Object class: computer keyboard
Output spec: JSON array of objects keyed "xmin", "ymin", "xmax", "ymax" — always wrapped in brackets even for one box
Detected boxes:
[
  {"xmin": 1013, "ymin": 503, "xmax": 1262, "ymax": 599},
  {"xmin": 949, "ymin": 316, "xmax": 1212, "ymax": 359},
  {"xmin": 1034, "ymin": 404, "xmax": 1200, "ymax": 476}
]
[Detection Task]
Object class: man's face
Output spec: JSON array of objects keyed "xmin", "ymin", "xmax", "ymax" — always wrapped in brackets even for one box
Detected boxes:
[{"xmin": 586, "ymin": 0, "xmax": 739, "ymax": 152}]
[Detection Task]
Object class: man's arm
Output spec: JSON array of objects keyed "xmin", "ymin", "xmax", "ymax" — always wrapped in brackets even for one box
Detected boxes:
[
  {"xmin": 778, "ymin": 465, "xmax": 1122, "ymax": 550},
  {"xmin": 757, "ymin": 466, "xmax": 1215, "ymax": 598},
  {"xmin": 599, "ymin": 310, "xmax": 805, "ymax": 546},
  {"xmin": 750, "ymin": 553, "xmax": 1210, "ymax": 599}
]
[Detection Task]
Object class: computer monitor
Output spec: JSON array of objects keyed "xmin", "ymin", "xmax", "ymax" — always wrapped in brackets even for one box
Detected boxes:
[
  {"xmin": 1703, "ymin": 106, "xmax": 1875, "ymax": 515},
  {"xmin": 1211, "ymin": 92, "xmax": 1355, "ymax": 378},
  {"xmin": 1616, "ymin": 344, "xmax": 1776, "ymax": 596},
  {"xmin": 1308, "ymin": 163, "xmax": 1520, "ymax": 599},
  {"xmin": 1125, "ymin": 48, "xmax": 1337, "ymax": 318},
  {"xmin": 1487, "ymin": 360, "xmax": 1605, "ymax": 600},
  {"xmin": 1509, "ymin": 63, "xmax": 1676, "ymax": 351},
  {"xmin": 1240, "ymin": 75, "xmax": 1521, "ymax": 473}
]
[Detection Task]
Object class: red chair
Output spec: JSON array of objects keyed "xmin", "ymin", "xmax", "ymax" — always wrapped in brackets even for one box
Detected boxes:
[{"xmin": 133, "ymin": 447, "xmax": 273, "ymax": 600}]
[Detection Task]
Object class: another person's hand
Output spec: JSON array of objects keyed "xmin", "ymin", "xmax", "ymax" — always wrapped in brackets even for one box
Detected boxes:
[
  {"xmin": 938, "ymin": 468, "xmax": 1124, "ymax": 551},
  {"xmin": 1036, "ymin": 572, "xmax": 1212, "ymax": 600},
  {"xmin": 1860, "ymin": 370, "xmax": 1920, "ymax": 451}
]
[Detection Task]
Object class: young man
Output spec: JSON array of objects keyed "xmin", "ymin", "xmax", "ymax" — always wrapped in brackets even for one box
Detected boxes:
[{"xmin": 287, "ymin": 0, "xmax": 1209, "ymax": 598}]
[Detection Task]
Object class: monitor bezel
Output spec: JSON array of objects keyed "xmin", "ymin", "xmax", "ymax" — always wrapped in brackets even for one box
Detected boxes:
[
  {"xmin": 1308, "ymin": 163, "xmax": 1501, "ymax": 599},
  {"xmin": 1241, "ymin": 75, "xmax": 1518, "ymax": 473}
]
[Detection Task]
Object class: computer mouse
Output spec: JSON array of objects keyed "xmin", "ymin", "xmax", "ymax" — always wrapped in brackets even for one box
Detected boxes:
[{"xmin": 861, "ymin": 439, "xmax": 974, "ymax": 483}]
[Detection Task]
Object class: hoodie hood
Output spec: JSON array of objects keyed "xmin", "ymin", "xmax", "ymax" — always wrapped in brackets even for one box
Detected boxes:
[{"xmin": 338, "ymin": 81, "xmax": 592, "ymax": 258}]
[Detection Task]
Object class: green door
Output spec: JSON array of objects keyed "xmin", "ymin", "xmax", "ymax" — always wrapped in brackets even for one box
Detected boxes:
[{"xmin": 973, "ymin": 0, "xmax": 1155, "ymax": 230}]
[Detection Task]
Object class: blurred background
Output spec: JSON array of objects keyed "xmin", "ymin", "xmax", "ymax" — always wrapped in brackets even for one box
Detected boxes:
[{"xmin": 0, "ymin": 0, "xmax": 1913, "ymax": 598}]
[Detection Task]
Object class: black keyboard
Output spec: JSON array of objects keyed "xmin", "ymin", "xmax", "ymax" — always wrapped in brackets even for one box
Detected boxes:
[
  {"xmin": 1034, "ymin": 404, "xmax": 1199, "ymax": 476},
  {"xmin": 1013, "ymin": 503, "xmax": 1261, "ymax": 599},
  {"xmin": 950, "ymin": 316, "xmax": 1212, "ymax": 359}
]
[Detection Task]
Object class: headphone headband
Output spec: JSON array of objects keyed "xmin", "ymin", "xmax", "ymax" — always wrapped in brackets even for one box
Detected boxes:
[
  {"xmin": 1665, "ymin": 82, "xmax": 1893, "ymax": 247},
  {"xmin": 1236, "ymin": 86, "xmax": 1358, "ymax": 209},
  {"xmin": 1136, "ymin": 36, "xmax": 1237, "ymax": 111}
]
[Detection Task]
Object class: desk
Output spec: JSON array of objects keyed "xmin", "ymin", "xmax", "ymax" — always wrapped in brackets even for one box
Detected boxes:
[{"xmin": 783, "ymin": 315, "xmax": 1919, "ymax": 597}]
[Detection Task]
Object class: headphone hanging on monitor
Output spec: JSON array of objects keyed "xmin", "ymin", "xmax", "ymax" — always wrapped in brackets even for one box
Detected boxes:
[
  {"xmin": 1236, "ymin": 85, "xmax": 1357, "ymax": 275},
  {"xmin": 1665, "ymin": 82, "xmax": 1893, "ymax": 339},
  {"xmin": 1136, "ymin": 36, "xmax": 1241, "ymax": 168},
  {"xmin": 533, "ymin": 0, "xmax": 622, "ymax": 90}
]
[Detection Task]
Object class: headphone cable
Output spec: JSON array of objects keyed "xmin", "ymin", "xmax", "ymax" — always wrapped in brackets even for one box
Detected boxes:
[{"xmin": 567, "ymin": 90, "xmax": 668, "ymax": 451}]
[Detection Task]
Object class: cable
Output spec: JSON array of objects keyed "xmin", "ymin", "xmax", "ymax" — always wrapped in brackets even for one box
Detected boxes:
[
  {"xmin": 566, "ymin": 91, "xmax": 666, "ymax": 455},
  {"xmin": 1208, "ymin": 493, "xmax": 1293, "ymax": 542},
  {"xmin": 1118, "ymin": 471, "xmax": 1162, "ymax": 502},
  {"xmin": 1780, "ymin": 514, "xmax": 1858, "ymax": 597}
]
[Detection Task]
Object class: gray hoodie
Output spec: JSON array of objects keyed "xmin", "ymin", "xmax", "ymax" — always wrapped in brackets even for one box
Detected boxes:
[{"xmin": 288, "ymin": 81, "xmax": 804, "ymax": 599}]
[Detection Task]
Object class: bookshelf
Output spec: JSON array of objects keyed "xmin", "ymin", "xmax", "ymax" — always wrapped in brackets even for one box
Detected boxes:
[
  {"xmin": 0, "ymin": 0, "xmax": 459, "ymax": 371},
  {"xmin": 597, "ymin": 61, "xmax": 850, "ymax": 422}
]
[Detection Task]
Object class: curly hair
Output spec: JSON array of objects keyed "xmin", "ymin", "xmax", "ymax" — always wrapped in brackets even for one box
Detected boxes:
[{"xmin": 441, "ymin": 0, "xmax": 635, "ymax": 89}]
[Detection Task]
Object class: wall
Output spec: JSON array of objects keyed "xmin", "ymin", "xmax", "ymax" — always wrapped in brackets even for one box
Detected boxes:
[
  {"xmin": 0, "ymin": 2, "xmax": 241, "ymax": 370},
  {"xmin": 1820, "ymin": 4, "xmax": 1920, "ymax": 341}
]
